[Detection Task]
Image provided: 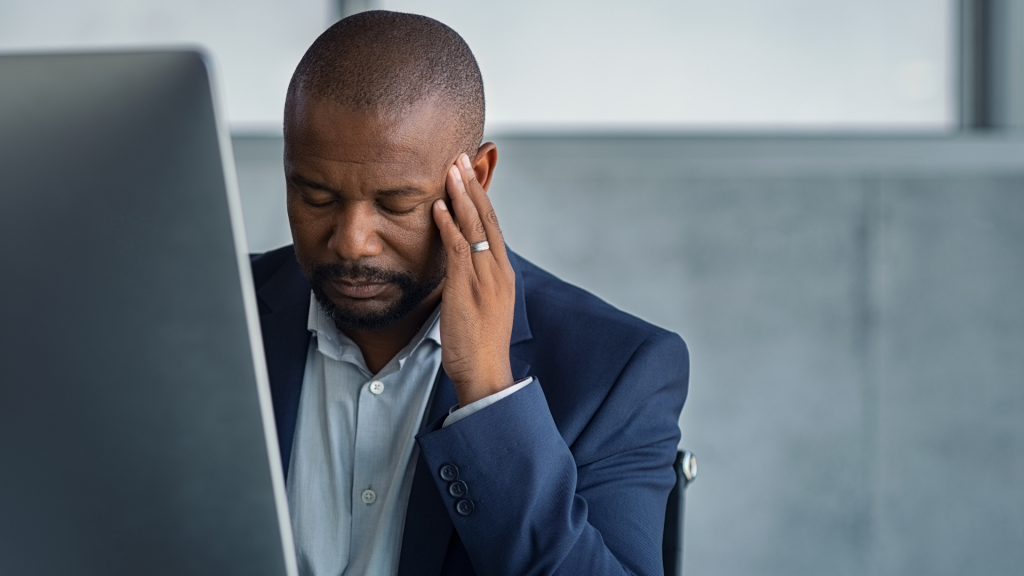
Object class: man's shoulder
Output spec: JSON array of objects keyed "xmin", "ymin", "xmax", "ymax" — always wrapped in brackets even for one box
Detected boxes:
[
  {"xmin": 508, "ymin": 251, "xmax": 688, "ymax": 456},
  {"xmin": 249, "ymin": 245, "xmax": 300, "ymax": 290},
  {"xmin": 511, "ymin": 251, "xmax": 682, "ymax": 354}
]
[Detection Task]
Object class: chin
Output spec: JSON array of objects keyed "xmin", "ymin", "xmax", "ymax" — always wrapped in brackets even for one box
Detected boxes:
[
  {"xmin": 315, "ymin": 291, "xmax": 405, "ymax": 332},
  {"xmin": 332, "ymin": 298, "xmax": 396, "ymax": 318}
]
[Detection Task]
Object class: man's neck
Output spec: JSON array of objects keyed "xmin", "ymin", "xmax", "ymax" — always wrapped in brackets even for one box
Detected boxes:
[{"xmin": 339, "ymin": 289, "xmax": 442, "ymax": 375}]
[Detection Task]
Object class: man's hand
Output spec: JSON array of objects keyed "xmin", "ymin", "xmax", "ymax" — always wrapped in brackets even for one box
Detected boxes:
[{"xmin": 432, "ymin": 153, "xmax": 515, "ymax": 407}]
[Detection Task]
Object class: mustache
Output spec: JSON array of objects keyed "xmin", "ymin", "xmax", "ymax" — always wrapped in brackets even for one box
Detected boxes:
[{"xmin": 310, "ymin": 261, "xmax": 412, "ymax": 285}]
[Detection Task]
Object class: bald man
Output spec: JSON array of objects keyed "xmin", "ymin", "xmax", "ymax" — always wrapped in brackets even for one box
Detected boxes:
[{"xmin": 250, "ymin": 10, "xmax": 688, "ymax": 576}]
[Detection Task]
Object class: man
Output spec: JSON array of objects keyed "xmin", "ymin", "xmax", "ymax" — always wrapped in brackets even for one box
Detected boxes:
[{"xmin": 251, "ymin": 10, "xmax": 689, "ymax": 576}]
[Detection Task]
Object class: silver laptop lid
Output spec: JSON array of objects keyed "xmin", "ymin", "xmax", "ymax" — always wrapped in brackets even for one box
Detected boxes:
[{"xmin": 0, "ymin": 50, "xmax": 296, "ymax": 576}]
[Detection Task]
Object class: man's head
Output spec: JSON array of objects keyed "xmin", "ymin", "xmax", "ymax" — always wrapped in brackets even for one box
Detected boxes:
[{"xmin": 283, "ymin": 11, "xmax": 493, "ymax": 333}]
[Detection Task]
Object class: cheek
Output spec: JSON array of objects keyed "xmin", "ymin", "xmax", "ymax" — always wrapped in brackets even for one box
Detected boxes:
[{"xmin": 382, "ymin": 209, "xmax": 443, "ymax": 269}]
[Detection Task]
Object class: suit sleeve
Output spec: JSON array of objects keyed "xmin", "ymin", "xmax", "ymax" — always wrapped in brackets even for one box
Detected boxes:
[{"xmin": 415, "ymin": 331, "xmax": 689, "ymax": 576}]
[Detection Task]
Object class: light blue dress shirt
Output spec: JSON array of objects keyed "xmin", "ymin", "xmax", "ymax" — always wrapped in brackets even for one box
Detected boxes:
[{"xmin": 286, "ymin": 296, "xmax": 529, "ymax": 576}]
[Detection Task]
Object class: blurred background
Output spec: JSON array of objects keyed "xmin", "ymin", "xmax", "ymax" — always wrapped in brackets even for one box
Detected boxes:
[{"xmin": 3, "ymin": 1, "xmax": 1022, "ymax": 575}]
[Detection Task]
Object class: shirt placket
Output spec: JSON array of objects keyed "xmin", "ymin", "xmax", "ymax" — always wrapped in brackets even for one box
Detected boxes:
[{"xmin": 349, "ymin": 370, "xmax": 392, "ymax": 558}]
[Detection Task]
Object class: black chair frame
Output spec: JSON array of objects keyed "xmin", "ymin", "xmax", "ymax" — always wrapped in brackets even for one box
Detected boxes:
[{"xmin": 662, "ymin": 450, "xmax": 696, "ymax": 576}]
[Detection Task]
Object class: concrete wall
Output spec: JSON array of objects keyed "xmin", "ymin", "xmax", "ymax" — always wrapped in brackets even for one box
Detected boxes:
[{"xmin": 232, "ymin": 135, "xmax": 1024, "ymax": 576}]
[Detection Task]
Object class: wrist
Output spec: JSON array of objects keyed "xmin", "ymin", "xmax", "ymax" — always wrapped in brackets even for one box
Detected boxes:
[{"xmin": 452, "ymin": 365, "xmax": 514, "ymax": 407}]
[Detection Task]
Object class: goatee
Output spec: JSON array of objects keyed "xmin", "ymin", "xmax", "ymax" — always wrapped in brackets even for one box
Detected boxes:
[{"xmin": 308, "ymin": 258, "xmax": 444, "ymax": 332}]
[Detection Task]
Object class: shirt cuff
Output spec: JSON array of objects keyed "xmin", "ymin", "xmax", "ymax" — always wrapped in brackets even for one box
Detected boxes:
[{"xmin": 442, "ymin": 377, "xmax": 534, "ymax": 428}]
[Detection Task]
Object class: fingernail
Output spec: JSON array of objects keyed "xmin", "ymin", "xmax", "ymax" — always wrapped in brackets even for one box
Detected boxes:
[
  {"xmin": 450, "ymin": 165, "xmax": 461, "ymax": 179},
  {"xmin": 435, "ymin": 199, "xmax": 448, "ymax": 211},
  {"xmin": 460, "ymin": 154, "xmax": 472, "ymax": 170}
]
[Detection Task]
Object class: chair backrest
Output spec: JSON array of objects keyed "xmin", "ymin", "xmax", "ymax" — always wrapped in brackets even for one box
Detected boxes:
[{"xmin": 662, "ymin": 450, "xmax": 697, "ymax": 576}]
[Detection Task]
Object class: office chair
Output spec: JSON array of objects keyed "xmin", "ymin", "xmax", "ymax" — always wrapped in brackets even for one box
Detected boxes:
[{"xmin": 662, "ymin": 450, "xmax": 697, "ymax": 576}]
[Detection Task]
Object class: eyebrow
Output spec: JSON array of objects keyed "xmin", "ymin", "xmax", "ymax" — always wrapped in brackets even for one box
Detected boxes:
[
  {"xmin": 289, "ymin": 173, "xmax": 431, "ymax": 198},
  {"xmin": 289, "ymin": 173, "xmax": 338, "ymax": 194},
  {"xmin": 377, "ymin": 187, "xmax": 431, "ymax": 198}
]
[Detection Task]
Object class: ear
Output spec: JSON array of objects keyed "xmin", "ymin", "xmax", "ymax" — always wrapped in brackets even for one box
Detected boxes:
[{"xmin": 471, "ymin": 142, "xmax": 498, "ymax": 192}]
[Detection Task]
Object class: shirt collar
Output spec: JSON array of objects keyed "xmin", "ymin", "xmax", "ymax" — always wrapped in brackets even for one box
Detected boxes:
[{"xmin": 306, "ymin": 293, "xmax": 441, "ymax": 376}]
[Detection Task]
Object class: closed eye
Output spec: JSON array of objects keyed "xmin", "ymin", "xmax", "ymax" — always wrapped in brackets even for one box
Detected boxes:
[
  {"xmin": 377, "ymin": 187, "xmax": 432, "ymax": 216},
  {"xmin": 288, "ymin": 174, "xmax": 338, "ymax": 208},
  {"xmin": 300, "ymin": 189, "xmax": 337, "ymax": 208},
  {"xmin": 377, "ymin": 200, "xmax": 420, "ymax": 215}
]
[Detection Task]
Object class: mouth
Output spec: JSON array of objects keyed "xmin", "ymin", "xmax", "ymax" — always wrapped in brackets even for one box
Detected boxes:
[{"xmin": 328, "ymin": 278, "xmax": 391, "ymax": 299}]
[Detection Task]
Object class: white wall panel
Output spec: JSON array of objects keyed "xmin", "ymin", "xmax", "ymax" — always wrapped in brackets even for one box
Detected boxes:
[
  {"xmin": 1, "ymin": 0, "xmax": 953, "ymax": 131},
  {"xmin": 381, "ymin": 0, "xmax": 954, "ymax": 131}
]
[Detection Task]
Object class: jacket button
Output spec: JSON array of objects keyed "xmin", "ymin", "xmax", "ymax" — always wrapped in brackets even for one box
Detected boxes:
[
  {"xmin": 455, "ymin": 499, "xmax": 474, "ymax": 516},
  {"xmin": 448, "ymin": 480, "xmax": 467, "ymax": 498},
  {"xmin": 439, "ymin": 464, "xmax": 459, "ymax": 481}
]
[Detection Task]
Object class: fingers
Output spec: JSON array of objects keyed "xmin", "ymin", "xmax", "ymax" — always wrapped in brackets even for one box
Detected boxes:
[
  {"xmin": 432, "ymin": 198, "xmax": 472, "ymax": 274},
  {"xmin": 446, "ymin": 162, "xmax": 486, "ymax": 246},
  {"xmin": 447, "ymin": 153, "xmax": 507, "ymax": 262}
]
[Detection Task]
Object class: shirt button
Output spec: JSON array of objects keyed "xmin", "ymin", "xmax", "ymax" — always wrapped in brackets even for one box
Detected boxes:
[
  {"xmin": 369, "ymin": 381, "xmax": 385, "ymax": 395},
  {"xmin": 361, "ymin": 489, "xmax": 377, "ymax": 504}
]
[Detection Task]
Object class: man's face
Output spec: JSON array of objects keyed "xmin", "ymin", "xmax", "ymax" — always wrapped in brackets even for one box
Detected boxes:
[{"xmin": 284, "ymin": 94, "xmax": 455, "ymax": 332}]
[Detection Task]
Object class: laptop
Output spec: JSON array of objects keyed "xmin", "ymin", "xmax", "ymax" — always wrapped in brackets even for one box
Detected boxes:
[{"xmin": 0, "ymin": 50, "xmax": 297, "ymax": 576}]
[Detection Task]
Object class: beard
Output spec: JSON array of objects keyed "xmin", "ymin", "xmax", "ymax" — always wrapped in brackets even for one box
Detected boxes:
[{"xmin": 308, "ymin": 255, "xmax": 444, "ymax": 332}]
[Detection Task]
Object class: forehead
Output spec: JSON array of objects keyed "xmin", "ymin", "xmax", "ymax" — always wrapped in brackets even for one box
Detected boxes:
[{"xmin": 284, "ymin": 94, "xmax": 457, "ymax": 187}]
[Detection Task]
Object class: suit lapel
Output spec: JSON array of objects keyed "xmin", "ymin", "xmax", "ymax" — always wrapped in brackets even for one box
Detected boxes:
[
  {"xmin": 507, "ymin": 249, "xmax": 533, "ymax": 393},
  {"xmin": 510, "ymin": 354, "xmax": 532, "ymax": 382},
  {"xmin": 507, "ymin": 249, "xmax": 532, "ymax": 347},
  {"xmin": 261, "ymin": 303, "xmax": 310, "ymax": 478},
  {"xmin": 255, "ymin": 252, "xmax": 312, "ymax": 479}
]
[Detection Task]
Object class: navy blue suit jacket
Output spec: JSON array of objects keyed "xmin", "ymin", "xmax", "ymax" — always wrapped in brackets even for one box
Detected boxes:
[{"xmin": 251, "ymin": 245, "xmax": 689, "ymax": 576}]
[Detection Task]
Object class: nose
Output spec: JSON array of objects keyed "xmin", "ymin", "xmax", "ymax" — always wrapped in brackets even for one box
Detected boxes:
[{"xmin": 327, "ymin": 201, "xmax": 383, "ymax": 261}]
